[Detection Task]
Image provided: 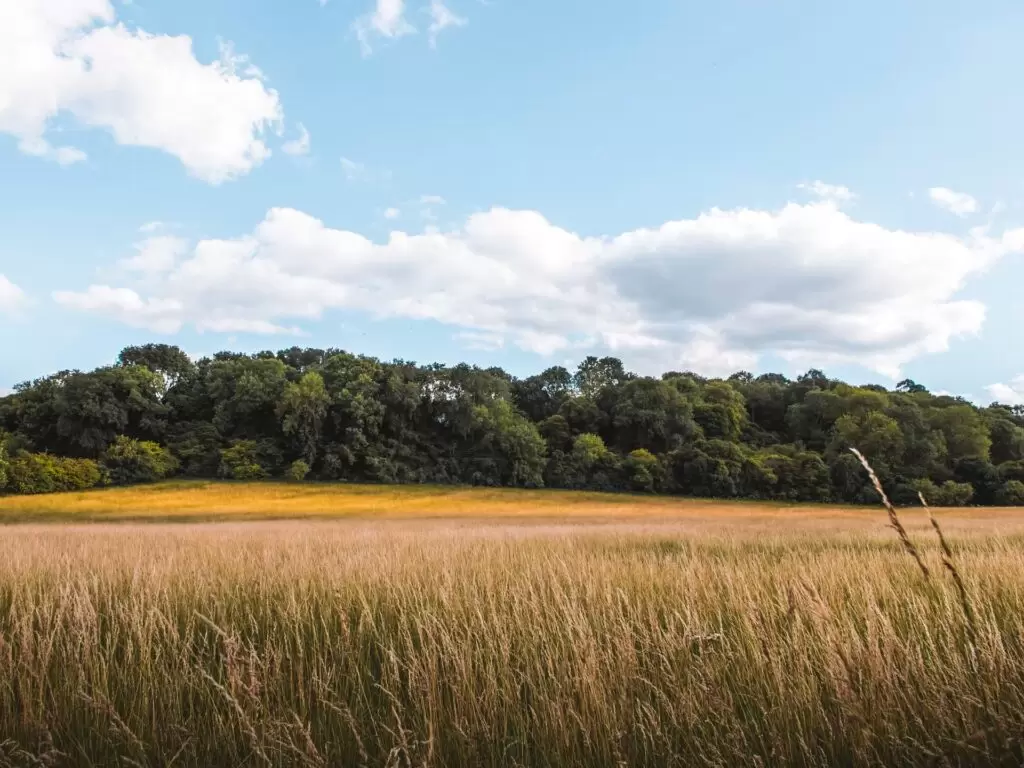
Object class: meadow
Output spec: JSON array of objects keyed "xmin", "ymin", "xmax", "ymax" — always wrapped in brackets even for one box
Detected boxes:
[{"xmin": 2, "ymin": 484, "xmax": 1024, "ymax": 766}]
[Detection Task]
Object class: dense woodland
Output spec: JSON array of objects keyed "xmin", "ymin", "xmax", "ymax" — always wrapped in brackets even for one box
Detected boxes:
[{"xmin": 2, "ymin": 343, "xmax": 1024, "ymax": 505}]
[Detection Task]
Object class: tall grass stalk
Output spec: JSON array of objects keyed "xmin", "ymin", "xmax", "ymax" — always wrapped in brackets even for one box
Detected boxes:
[{"xmin": 849, "ymin": 447, "xmax": 930, "ymax": 579}]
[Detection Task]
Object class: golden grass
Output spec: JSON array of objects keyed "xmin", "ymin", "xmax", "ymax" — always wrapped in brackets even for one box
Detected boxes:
[
  {"xmin": 3, "ymin": 479, "xmax": 1024, "ymax": 523},
  {"xmin": 3, "ymin": 508, "xmax": 1024, "ymax": 766}
]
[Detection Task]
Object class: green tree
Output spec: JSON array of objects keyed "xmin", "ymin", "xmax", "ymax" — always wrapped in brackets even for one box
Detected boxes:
[
  {"xmin": 610, "ymin": 377, "xmax": 695, "ymax": 453},
  {"xmin": 117, "ymin": 344, "xmax": 195, "ymax": 391},
  {"xmin": 278, "ymin": 371, "xmax": 330, "ymax": 465},
  {"xmin": 219, "ymin": 440, "xmax": 269, "ymax": 481},
  {"xmin": 285, "ymin": 459, "xmax": 311, "ymax": 482},
  {"xmin": 930, "ymin": 405, "xmax": 991, "ymax": 462},
  {"xmin": 988, "ymin": 417, "xmax": 1024, "ymax": 465},
  {"xmin": 623, "ymin": 448, "xmax": 662, "ymax": 492},
  {"xmin": 102, "ymin": 436, "xmax": 178, "ymax": 485},
  {"xmin": 573, "ymin": 356, "xmax": 629, "ymax": 399}
]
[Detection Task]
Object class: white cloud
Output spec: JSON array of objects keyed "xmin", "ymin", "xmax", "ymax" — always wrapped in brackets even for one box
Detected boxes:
[
  {"xmin": 929, "ymin": 187, "xmax": 979, "ymax": 217},
  {"xmin": 0, "ymin": 0, "xmax": 283, "ymax": 183},
  {"xmin": 428, "ymin": 0, "xmax": 466, "ymax": 47},
  {"xmin": 798, "ymin": 181, "xmax": 855, "ymax": 204},
  {"xmin": 0, "ymin": 275, "xmax": 28, "ymax": 314},
  {"xmin": 420, "ymin": 194, "xmax": 446, "ymax": 205},
  {"xmin": 119, "ymin": 235, "xmax": 190, "ymax": 274},
  {"xmin": 53, "ymin": 199, "xmax": 1024, "ymax": 378},
  {"xmin": 987, "ymin": 377, "xmax": 1024, "ymax": 406},
  {"xmin": 139, "ymin": 221, "xmax": 165, "ymax": 233},
  {"xmin": 282, "ymin": 123, "xmax": 311, "ymax": 156},
  {"xmin": 384, "ymin": 207, "xmax": 401, "ymax": 219},
  {"xmin": 352, "ymin": 0, "xmax": 415, "ymax": 55},
  {"xmin": 18, "ymin": 136, "xmax": 88, "ymax": 166}
]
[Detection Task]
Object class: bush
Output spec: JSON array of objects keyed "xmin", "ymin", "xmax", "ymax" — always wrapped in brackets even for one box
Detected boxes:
[
  {"xmin": 623, "ymin": 449, "xmax": 661, "ymax": 492},
  {"xmin": 102, "ymin": 436, "xmax": 178, "ymax": 486},
  {"xmin": 995, "ymin": 479, "xmax": 1024, "ymax": 506},
  {"xmin": 219, "ymin": 441, "xmax": 268, "ymax": 481},
  {"xmin": 5, "ymin": 452, "xmax": 103, "ymax": 494},
  {"xmin": 285, "ymin": 459, "xmax": 310, "ymax": 482},
  {"xmin": 917, "ymin": 478, "xmax": 974, "ymax": 507}
]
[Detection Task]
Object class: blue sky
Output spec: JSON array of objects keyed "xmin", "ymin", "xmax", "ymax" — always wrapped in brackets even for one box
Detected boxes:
[{"xmin": 4, "ymin": 0, "xmax": 1024, "ymax": 404}]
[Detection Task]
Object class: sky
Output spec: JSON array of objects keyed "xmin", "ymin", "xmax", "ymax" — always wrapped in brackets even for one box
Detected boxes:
[{"xmin": 4, "ymin": 0, "xmax": 1024, "ymax": 405}]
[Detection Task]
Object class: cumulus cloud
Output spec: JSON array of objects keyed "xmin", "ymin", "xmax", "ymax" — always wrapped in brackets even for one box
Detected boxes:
[
  {"xmin": 987, "ymin": 377, "xmax": 1024, "ymax": 406},
  {"xmin": 0, "ymin": 275, "xmax": 28, "ymax": 314},
  {"xmin": 353, "ymin": 0, "xmax": 415, "ymax": 55},
  {"xmin": 0, "ymin": 0, "xmax": 283, "ymax": 183},
  {"xmin": 929, "ymin": 187, "xmax": 979, "ymax": 217},
  {"xmin": 52, "ymin": 200, "xmax": 1024, "ymax": 377},
  {"xmin": 119, "ymin": 236, "xmax": 191, "ymax": 274},
  {"xmin": 282, "ymin": 124, "xmax": 311, "ymax": 156},
  {"xmin": 428, "ymin": 0, "xmax": 466, "ymax": 47},
  {"xmin": 798, "ymin": 181, "xmax": 855, "ymax": 204},
  {"xmin": 384, "ymin": 207, "xmax": 401, "ymax": 219}
]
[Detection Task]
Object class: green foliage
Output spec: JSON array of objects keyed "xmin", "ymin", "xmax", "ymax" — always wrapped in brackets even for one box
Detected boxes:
[
  {"xmin": 995, "ymin": 480, "xmax": 1024, "ymax": 506},
  {"xmin": 284, "ymin": 459, "xmax": 311, "ymax": 482},
  {"xmin": 5, "ymin": 452, "xmax": 102, "ymax": 494},
  {"xmin": 218, "ymin": 441, "xmax": 269, "ymax": 481},
  {"xmin": 102, "ymin": 436, "xmax": 178, "ymax": 485},
  {"xmin": 4, "ymin": 344, "xmax": 1024, "ymax": 504},
  {"xmin": 278, "ymin": 371, "xmax": 329, "ymax": 465},
  {"xmin": 914, "ymin": 479, "xmax": 975, "ymax": 507},
  {"xmin": 623, "ymin": 448, "xmax": 661, "ymax": 492}
]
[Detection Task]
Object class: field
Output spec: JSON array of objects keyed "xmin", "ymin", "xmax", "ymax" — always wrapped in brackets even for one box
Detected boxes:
[{"xmin": 2, "ymin": 485, "xmax": 1024, "ymax": 766}]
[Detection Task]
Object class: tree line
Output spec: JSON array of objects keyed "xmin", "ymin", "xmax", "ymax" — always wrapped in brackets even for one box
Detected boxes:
[{"xmin": 1, "ymin": 343, "xmax": 1023, "ymax": 505}]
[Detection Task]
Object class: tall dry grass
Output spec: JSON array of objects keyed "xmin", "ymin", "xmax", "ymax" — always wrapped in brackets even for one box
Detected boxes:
[{"xmin": 2, "ymin": 516, "xmax": 1024, "ymax": 767}]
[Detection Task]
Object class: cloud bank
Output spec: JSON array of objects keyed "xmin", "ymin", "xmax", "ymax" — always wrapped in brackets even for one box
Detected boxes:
[{"xmin": 53, "ymin": 200, "xmax": 1024, "ymax": 377}]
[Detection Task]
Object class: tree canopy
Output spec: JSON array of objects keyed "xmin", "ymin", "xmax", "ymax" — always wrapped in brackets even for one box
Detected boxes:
[{"xmin": 2, "ymin": 344, "xmax": 1022, "ymax": 505}]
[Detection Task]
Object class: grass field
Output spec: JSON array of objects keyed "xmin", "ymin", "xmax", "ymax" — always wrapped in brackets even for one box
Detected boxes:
[{"xmin": 2, "ymin": 484, "xmax": 1024, "ymax": 766}]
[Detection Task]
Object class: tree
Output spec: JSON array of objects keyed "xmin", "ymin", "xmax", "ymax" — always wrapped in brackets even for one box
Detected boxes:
[
  {"xmin": 930, "ymin": 405, "xmax": 991, "ymax": 462},
  {"xmin": 610, "ymin": 378, "xmax": 695, "ymax": 453},
  {"xmin": 102, "ymin": 436, "xmax": 178, "ymax": 485},
  {"xmin": 573, "ymin": 356, "xmax": 629, "ymax": 398},
  {"xmin": 988, "ymin": 417, "xmax": 1024, "ymax": 464},
  {"xmin": 278, "ymin": 371, "xmax": 330, "ymax": 465},
  {"xmin": 285, "ymin": 459, "xmax": 311, "ymax": 482},
  {"xmin": 623, "ymin": 449, "xmax": 662, "ymax": 492},
  {"xmin": 896, "ymin": 378, "xmax": 928, "ymax": 394},
  {"xmin": 828, "ymin": 411, "xmax": 904, "ymax": 467},
  {"xmin": 219, "ymin": 441, "xmax": 269, "ymax": 480},
  {"xmin": 468, "ymin": 399, "xmax": 547, "ymax": 487},
  {"xmin": 118, "ymin": 344, "xmax": 194, "ymax": 391},
  {"xmin": 995, "ymin": 480, "xmax": 1024, "ymax": 506},
  {"xmin": 512, "ymin": 366, "xmax": 572, "ymax": 422}
]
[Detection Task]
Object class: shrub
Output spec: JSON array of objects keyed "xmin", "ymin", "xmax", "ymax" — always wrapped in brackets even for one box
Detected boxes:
[
  {"xmin": 219, "ymin": 441, "xmax": 268, "ymax": 481},
  {"xmin": 995, "ymin": 479, "xmax": 1024, "ymax": 506},
  {"xmin": 285, "ymin": 459, "xmax": 310, "ymax": 482},
  {"xmin": 5, "ymin": 452, "xmax": 103, "ymax": 494},
  {"xmin": 623, "ymin": 449, "xmax": 661, "ymax": 492},
  {"xmin": 102, "ymin": 436, "xmax": 178, "ymax": 486},
  {"xmin": 916, "ymin": 479, "xmax": 974, "ymax": 507}
]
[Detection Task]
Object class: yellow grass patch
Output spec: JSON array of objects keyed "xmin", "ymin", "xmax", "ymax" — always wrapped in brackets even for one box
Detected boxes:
[{"xmin": 3, "ymin": 480, "xmax": 1024, "ymax": 525}]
